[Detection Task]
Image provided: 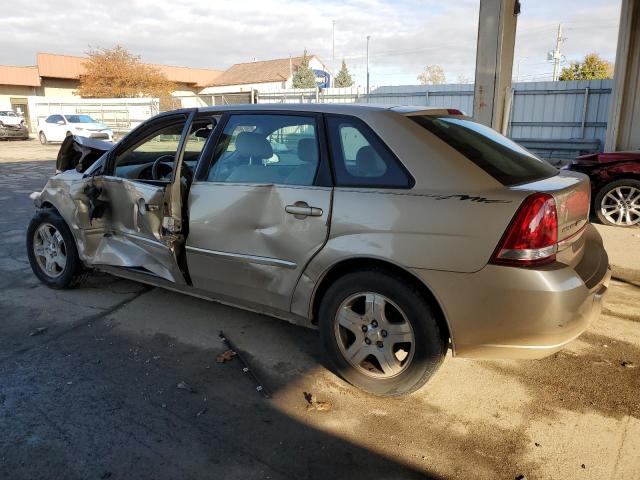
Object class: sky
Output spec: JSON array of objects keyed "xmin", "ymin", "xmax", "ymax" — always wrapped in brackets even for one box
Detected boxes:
[{"xmin": 0, "ymin": 0, "xmax": 621, "ymax": 87}]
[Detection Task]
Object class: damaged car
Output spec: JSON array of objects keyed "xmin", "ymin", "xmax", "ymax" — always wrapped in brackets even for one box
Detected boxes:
[
  {"xmin": 27, "ymin": 104, "xmax": 611, "ymax": 396},
  {"xmin": 0, "ymin": 110, "xmax": 29, "ymax": 140},
  {"xmin": 565, "ymin": 151, "xmax": 640, "ymax": 227}
]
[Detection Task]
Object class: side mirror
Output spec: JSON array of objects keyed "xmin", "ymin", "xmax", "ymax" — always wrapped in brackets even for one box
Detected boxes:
[{"xmin": 57, "ymin": 120, "xmax": 65, "ymax": 125}]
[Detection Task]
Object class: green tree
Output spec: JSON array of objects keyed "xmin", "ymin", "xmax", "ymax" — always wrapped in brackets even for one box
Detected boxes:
[
  {"xmin": 559, "ymin": 53, "xmax": 614, "ymax": 81},
  {"xmin": 292, "ymin": 50, "xmax": 317, "ymax": 89},
  {"xmin": 334, "ymin": 59, "xmax": 354, "ymax": 87}
]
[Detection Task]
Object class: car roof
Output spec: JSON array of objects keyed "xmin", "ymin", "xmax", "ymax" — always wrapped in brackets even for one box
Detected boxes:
[{"xmin": 196, "ymin": 103, "xmax": 449, "ymax": 115}]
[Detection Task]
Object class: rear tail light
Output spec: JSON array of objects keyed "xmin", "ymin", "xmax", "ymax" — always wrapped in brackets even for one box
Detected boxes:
[
  {"xmin": 446, "ymin": 109, "xmax": 464, "ymax": 115},
  {"xmin": 490, "ymin": 193, "xmax": 558, "ymax": 267}
]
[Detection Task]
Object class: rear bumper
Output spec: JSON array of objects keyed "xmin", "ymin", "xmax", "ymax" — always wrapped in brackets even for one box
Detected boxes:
[{"xmin": 413, "ymin": 224, "xmax": 611, "ymax": 359}]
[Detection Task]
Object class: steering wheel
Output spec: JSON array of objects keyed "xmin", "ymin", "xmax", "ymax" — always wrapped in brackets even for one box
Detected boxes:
[{"xmin": 151, "ymin": 155, "xmax": 175, "ymax": 180}]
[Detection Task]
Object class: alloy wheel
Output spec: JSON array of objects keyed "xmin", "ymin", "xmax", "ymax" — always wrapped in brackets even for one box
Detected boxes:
[
  {"xmin": 33, "ymin": 223, "xmax": 67, "ymax": 278},
  {"xmin": 334, "ymin": 292, "xmax": 415, "ymax": 378},
  {"xmin": 600, "ymin": 185, "xmax": 640, "ymax": 226}
]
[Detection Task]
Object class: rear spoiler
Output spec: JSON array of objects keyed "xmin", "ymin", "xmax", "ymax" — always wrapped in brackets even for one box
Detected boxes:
[
  {"xmin": 56, "ymin": 135, "xmax": 112, "ymax": 173},
  {"xmin": 401, "ymin": 108, "xmax": 468, "ymax": 117}
]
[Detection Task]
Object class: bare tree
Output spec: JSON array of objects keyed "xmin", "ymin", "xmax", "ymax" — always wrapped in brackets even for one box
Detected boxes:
[
  {"xmin": 456, "ymin": 73, "xmax": 472, "ymax": 84},
  {"xmin": 417, "ymin": 65, "xmax": 446, "ymax": 85}
]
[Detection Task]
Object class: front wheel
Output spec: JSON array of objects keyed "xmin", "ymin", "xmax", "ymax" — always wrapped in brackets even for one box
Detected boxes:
[
  {"xmin": 318, "ymin": 270, "xmax": 446, "ymax": 396},
  {"xmin": 595, "ymin": 179, "xmax": 640, "ymax": 227},
  {"xmin": 38, "ymin": 131, "xmax": 48, "ymax": 145},
  {"xmin": 26, "ymin": 209, "xmax": 86, "ymax": 289}
]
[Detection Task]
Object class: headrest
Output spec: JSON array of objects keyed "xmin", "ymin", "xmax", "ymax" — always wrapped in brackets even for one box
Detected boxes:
[
  {"xmin": 235, "ymin": 132, "xmax": 273, "ymax": 159},
  {"xmin": 297, "ymin": 138, "xmax": 318, "ymax": 164},
  {"xmin": 356, "ymin": 146, "xmax": 378, "ymax": 171}
]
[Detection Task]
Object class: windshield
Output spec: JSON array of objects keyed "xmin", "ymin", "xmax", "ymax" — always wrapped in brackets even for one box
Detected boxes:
[
  {"xmin": 409, "ymin": 115, "xmax": 558, "ymax": 186},
  {"xmin": 65, "ymin": 115, "xmax": 96, "ymax": 124},
  {"xmin": 0, "ymin": 111, "xmax": 17, "ymax": 116}
]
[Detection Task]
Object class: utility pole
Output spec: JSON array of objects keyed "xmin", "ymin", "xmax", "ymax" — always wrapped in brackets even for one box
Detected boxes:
[
  {"xmin": 550, "ymin": 23, "xmax": 565, "ymax": 81},
  {"xmin": 366, "ymin": 35, "xmax": 371, "ymax": 94}
]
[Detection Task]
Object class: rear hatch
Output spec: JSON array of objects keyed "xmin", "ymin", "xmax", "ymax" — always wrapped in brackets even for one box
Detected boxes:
[{"xmin": 405, "ymin": 111, "xmax": 591, "ymax": 268}]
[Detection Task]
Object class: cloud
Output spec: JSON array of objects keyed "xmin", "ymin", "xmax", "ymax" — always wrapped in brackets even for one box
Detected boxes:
[{"xmin": 0, "ymin": 0, "xmax": 621, "ymax": 85}]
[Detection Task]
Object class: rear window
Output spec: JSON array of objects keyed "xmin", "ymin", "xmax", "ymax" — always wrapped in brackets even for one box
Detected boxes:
[{"xmin": 409, "ymin": 115, "xmax": 557, "ymax": 186}]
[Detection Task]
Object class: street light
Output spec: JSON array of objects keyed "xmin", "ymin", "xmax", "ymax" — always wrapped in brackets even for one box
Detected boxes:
[
  {"xmin": 516, "ymin": 57, "xmax": 527, "ymax": 82},
  {"xmin": 332, "ymin": 20, "xmax": 336, "ymax": 87},
  {"xmin": 366, "ymin": 35, "xmax": 371, "ymax": 94}
]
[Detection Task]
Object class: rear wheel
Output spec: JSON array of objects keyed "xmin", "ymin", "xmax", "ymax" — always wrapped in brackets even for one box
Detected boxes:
[
  {"xmin": 39, "ymin": 131, "xmax": 48, "ymax": 145},
  {"xmin": 595, "ymin": 179, "xmax": 640, "ymax": 227},
  {"xmin": 318, "ymin": 270, "xmax": 446, "ymax": 396},
  {"xmin": 26, "ymin": 209, "xmax": 86, "ymax": 289}
]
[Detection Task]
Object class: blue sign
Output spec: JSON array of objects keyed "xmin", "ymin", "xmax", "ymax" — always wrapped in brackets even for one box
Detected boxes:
[{"xmin": 313, "ymin": 69, "xmax": 331, "ymax": 88}]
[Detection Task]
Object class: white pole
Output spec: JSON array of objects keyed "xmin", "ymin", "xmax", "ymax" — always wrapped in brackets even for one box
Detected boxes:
[
  {"xmin": 332, "ymin": 20, "xmax": 336, "ymax": 87},
  {"xmin": 366, "ymin": 35, "xmax": 371, "ymax": 94}
]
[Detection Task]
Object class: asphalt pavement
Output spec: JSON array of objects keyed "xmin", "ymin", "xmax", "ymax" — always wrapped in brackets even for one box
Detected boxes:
[{"xmin": 1, "ymin": 140, "xmax": 638, "ymax": 480}]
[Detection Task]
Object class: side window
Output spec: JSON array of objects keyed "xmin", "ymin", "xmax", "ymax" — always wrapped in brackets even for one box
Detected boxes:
[
  {"xmin": 112, "ymin": 118, "xmax": 187, "ymax": 181},
  {"xmin": 206, "ymin": 114, "xmax": 319, "ymax": 186},
  {"xmin": 326, "ymin": 116, "xmax": 412, "ymax": 188},
  {"xmin": 47, "ymin": 115, "xmax": 62, "ymax": 124}
]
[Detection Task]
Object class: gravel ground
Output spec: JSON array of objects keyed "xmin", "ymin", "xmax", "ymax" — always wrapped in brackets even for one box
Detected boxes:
[{"xmin": 1, "ymin": 140, "xmax": 639, "ymax": 480}]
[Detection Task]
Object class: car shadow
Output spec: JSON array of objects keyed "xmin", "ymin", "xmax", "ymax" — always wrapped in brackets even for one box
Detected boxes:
[{"xmin": 0, "ymin": 159, "xmax": 442, "ymax": 479}]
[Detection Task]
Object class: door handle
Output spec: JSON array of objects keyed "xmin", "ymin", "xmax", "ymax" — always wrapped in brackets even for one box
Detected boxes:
[{"xmin": 285, "ymin": 203, "xmax": 323, "ymax": 217}]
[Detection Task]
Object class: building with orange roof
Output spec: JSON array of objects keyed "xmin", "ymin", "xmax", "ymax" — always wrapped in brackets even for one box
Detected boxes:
[{"xmin": 0, "ymin": 52, "xmax": 223, "ymax": 125}]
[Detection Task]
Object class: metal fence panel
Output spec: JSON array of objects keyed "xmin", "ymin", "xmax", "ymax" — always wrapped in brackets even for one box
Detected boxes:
[{"xmin": 255, "ymin": 79, "xmax": 613, "ymax": 161}]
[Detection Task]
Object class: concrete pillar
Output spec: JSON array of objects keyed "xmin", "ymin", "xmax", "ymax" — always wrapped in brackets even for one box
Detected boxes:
[
  {"xmin": 473, "ymin": 0, "xmax": 519, "ymax": 131},
  {"xmin": 605, "ymin": 0, "xmax": 640, "ymax": 151}
]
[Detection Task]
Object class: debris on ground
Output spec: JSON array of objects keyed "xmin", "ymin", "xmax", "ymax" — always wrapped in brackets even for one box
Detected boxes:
[
  {"xmin": 29, "ymin": 327, "xmax": 47, "ymax": 337},
  {"xmin": 581, "ymin": 464, "xmax": 586, "ymax": 469},
  {"xmin": 216, "ymin": 349, "xmax": 237, "ymax": 363},
  {"xmin": 196, "ymin": 407, "xmax": 208, "ymax": 417},
  {"xmin": 621, "ymin": 361, "xmax": 636, "ymax": 368},
  {"xmin": 218, "ymin": 330, "xmax": 271, "ymax": 399},
  {"xmin": 177, "ymin": 381, "xmax": 197, "ymax": 393},
  {"xmin": 534, "ymin": 442, "xmax": 541, "ymax": 447},
  {"xmin": 100, "ymin": 472, "xmax": 112, "ymax": 479},
  {"xmin": 303, "ymin": 392, "xmax": 332, "ymax": 412},
  {"xmin": 515, "ymin": 475, "xmax": 527, "ymax": 480}
]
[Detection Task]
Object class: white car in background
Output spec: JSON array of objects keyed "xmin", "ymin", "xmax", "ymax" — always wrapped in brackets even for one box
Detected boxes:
[{"xmin": 38, "ymin": 114, "xmax": 114, "ymax": 144}]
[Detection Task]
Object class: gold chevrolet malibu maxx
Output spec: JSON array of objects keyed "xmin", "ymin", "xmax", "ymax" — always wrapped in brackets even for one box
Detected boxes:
[{"xmin": 28, "ymin": 104, "xmax": 611, "ymax": 396}]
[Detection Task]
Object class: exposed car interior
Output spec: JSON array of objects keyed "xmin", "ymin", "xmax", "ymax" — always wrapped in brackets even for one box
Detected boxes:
[
  {"xmin": 113, "ymin": 119, "xmax": 213, "ymax": 182},
  {"xmin": 207, "ymin": 114, "xmax": 320, "ymax": 185}
]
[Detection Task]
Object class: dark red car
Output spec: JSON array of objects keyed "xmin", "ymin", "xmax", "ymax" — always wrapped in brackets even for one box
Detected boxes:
[{"xmin": 567, "ymin": 151, "xmax": 640, "ymax": 227}]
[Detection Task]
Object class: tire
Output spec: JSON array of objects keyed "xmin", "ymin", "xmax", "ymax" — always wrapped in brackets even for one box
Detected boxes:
[
  {"xmin": 318, "ymin": 270, "xmax": 447, "ymax": 396},
  {"xmin": 26, "ymin": 209, "xmax": 87, "ymax": 289},
  {"xmin": 594, "ymin": 179, "xmax": 640, "ymax": 227},
  {"xmin": 39, "ymin": 131, "xmax": 48, "ymax": 145}
]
